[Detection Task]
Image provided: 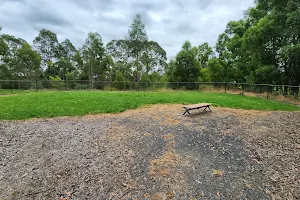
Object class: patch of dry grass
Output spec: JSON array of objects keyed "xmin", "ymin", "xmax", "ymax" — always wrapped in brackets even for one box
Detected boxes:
[
  {"xmin": 162, "ymin": 134, "xmax": 174, "ymax": 140},
  {"xmin": 104, "ymin": 124, "xmax": 134, "ymax": 142},
  {"xmin": 144, "ymin": 133, "xmax": 152, "ymax": 137},
  {"xmin": 212, "ymin": 169, "xmax": 224, "ymax": 177},
  {"xmin": 151, "ymin": 150, "xmax": 184, "ymax": 168}
]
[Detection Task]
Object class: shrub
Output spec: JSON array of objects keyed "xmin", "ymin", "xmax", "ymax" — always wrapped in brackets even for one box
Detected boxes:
[{"xmin": 49, "ymin": 76, "xmax": 64, "ymax": 89}]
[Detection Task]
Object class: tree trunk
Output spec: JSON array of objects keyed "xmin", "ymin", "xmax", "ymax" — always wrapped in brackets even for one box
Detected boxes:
[
  {"xmin": 89, "ymin": 61, "xmax": 93, "ymax": 89},
  {"xmin": 136, "ymin": 53, "xmax": 139, "ymax": 83}
]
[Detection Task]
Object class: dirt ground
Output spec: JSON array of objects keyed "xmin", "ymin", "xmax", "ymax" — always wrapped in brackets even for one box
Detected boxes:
[{"xmin": 0, "ymin": 105, "xmax": 299, "ymax": 200}]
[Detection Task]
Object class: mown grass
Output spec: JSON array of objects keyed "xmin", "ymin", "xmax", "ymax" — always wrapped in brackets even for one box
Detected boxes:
[{"xmin": 0, "ymin": 90, "xmax": 299, "ymax": 120}]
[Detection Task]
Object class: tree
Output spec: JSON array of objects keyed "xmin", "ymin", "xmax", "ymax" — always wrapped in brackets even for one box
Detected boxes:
[
  {"xmin": 240, "ymin": 0, "xmax": 300, "ymax": 86},
  {"xmin": 128, "ymin": 14, "xmax": 148, "ymax": 79},
  {"xmin": 1, "ymin": 34, "xmax": 26, "ymax": 78},
  {"xmin": 114, "ymin": 70, "xmax": 126, "ymax": 90},
  {"xmin": 140, "ymin": 73, "xmax": 151, "ymax": 88},
  {"xmin": 0, "ymin": 26, "xmax": 8, "ymax": 58},
  {"xmin": 207, "ymin": 58, "xmax": 225, "ymax": 82},
  {"xmin": 199, "ymin": 68, "xmax": 211, "ymax": 82},
  {"xmin": 15, "ymin": 43, "xmax": 41, "ymax": 79},
  {"xmin": 44, "ymin": 61, "xmax": 59, "ymax": 79},
  {"xmin": 49, "ymin": 75, "xmax": 63, "ymax": 89},
  {"xmin": 0, "ymin": 64, "xmax": 10, "ymax": 80},
  {"xmin": 167, "ymin": 41, "xmax": 200, "ymax": 89},
  {"xmin": 0, "ymin": 39, "xmax": 8, "ymax": 57},
  {"xmin": 101, "ymin": 54, "xmax": 115, "ymax": 81},
  {"xmin": 33, "ymin": 29, "xmax": 58, "ymax": 68},
  {"xmin": 54, "ymin": 58, "xmax": 74, "ymax": 81},
  {"xmin": 140, "ymin": 41, "xmax": 167, "ymax": 74},
  {"xmin": 0, "ymin": 28, "xmax": 10, "ymax": 79},
  {"xmin": 56, "ymin": 39, "xmax": 76, "ymax": 60},
  {"xmin": 197, "ymin": 42, "xmax": 214, "ymax": 68},
  {"xmin": 215, "ymin": 20, "xmax": 249, "ymax": 82},
  {"xmin": 2, "ymin": 34, "xmax": 26, "ymax": 53},
  {"xmin": 81, "ymin": 32, "xmax": 105, "ymax": 88},
  {"xmin": 112, "ymin": 61, "xmax": 133, "ymax": 82},
  {"xmin": 107, "ymin": 14, "xmax": 166, "ymax": 83},
  {"xmin": 73, "ymin": 50, "xmax": 84, "ymax": 71}
]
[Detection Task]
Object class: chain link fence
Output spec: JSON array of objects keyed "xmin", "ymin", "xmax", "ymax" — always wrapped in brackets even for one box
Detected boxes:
[{"xmin": 1, "ymin": 80, "xmax": 299, "ymax": 104}]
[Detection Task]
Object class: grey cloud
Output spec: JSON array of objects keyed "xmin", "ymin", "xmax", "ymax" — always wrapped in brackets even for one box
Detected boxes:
[
  {"xmin": 96, "ymin": 13, "xmax": 129, "ymax": 26},
  {"xmin": 135, "ymin": 13, "xmax": 153, "ymax": 27},
  {"xmin": 195, "ymin": 0, "xmax": 212, "ymax": 10},
  {"xmin": 3, "ymin": 0, "xmax": 25, "ymax": 2},
  {"xmin": 131, "ymin": 1, "xmax": 166, "ymax": 12},
  {"xmin": 72, "ymin": 0, "xmax": 116, "ymax": 11},
  {"xmin": 26, "ymin": 9, "xmax": 71, "ymax": 28},
  {"xmin": 171, "ymin": 0, "xmax": 211, "ymax": 12},
  {"xmin": 173, "ymin": 24, "xmax": 199, "ymax": 34}
]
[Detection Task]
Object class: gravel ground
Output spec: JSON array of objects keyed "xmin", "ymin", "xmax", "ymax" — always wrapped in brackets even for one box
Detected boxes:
[{"xmin": 0, "ymin": 105, "xmax": 299, "ymax": 200}]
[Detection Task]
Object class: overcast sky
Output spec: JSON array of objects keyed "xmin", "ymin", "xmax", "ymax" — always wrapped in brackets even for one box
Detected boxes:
[{"xmin": 0, "ymin": 0, "xmax": 254, "ymax": 59}]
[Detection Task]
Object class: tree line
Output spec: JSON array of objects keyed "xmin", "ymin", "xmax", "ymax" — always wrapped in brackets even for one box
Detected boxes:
[
  {"xmin": 0, "ymin": 0, "xmax": 299, "ymax": 90},
  {"xmin": 0, "ymin": 14, "xmax": 167, "ymax": 89}
]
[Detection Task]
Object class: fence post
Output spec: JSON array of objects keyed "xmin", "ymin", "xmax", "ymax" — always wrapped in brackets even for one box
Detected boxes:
[
  {"xmin": 110, "ymin": 80, "xmax": 112, "ymax": 91},
  {"xmin": 224, "ymin": 83, "xmax": 227, "ymax": 93},
  {"xmin": 36, "ymin": 80, "xmax": 38, "ymax": 92},
  {"xmin": 10, "ymin": 81, "xmax": 12, "ymax": 93},
  {"xmin": 267, "ymin": 86, "xmax": 270, "ymax": 100}
]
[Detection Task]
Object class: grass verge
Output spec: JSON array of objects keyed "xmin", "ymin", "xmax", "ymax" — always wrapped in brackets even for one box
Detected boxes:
[{"xmin": 0, "ymin": 90, "xmax": 299, "ymax": 120}]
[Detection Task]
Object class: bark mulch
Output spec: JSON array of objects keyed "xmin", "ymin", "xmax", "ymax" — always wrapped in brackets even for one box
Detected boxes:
[{"xmin": 0, "ymin": 105, "xmax": 299, "ymax": 199}]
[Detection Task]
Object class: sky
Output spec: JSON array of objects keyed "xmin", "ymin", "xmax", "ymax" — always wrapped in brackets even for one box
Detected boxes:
[{"xmin": 0, "ymin": 0, "xmax": 254, "ymax": 59}]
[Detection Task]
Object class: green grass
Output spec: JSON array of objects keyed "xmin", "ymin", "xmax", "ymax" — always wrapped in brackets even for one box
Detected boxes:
[
  {"xmin": 0, "ymin": 89, "xmax": 33, "ymax": 95},
  {"xmin": 0, "ymin": 90, "xmax": 299, "ymax": 120}
]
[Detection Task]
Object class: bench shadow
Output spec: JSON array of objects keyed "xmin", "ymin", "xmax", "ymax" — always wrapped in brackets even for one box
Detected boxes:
[{"xmin": 183, "ymin": 110, "xmax": 212, "ymax": 118}]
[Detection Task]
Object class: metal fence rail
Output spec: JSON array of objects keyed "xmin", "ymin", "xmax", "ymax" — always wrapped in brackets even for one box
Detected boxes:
[{"xmin": 1, "ymin": 80, "xmax": 299, "ymax": 103}]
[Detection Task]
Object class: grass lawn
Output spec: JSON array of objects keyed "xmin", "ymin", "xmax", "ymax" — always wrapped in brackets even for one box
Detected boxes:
[{"xmin": 0, "ymin": 90, "xmax": 299, "ymax": 120}]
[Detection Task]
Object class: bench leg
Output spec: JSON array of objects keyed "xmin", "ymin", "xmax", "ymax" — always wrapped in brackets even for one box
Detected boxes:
[
  {"xmin": 208, "ymin": 106, "xmax": 211, "ymax": 111},
  {"xmin": 204, "ymin": 106, "xmax": 212, "ymax": 112},
  {"xmin": 183, "ymin": 108, "xmax": 191, "ymax": 116}
]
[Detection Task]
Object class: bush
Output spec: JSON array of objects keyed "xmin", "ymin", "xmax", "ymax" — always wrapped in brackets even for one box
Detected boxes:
[
  {"xmin": 49, "ymin": 76, "xmax": 64, "ymax": 89},
  {"xmin": 114, "ymin": 70, "xmax": 127, "ymax": 90},
  {"xmin": 75, "ymin": 84, "xmax": 89, "ymax": 90},
  {"xmin": 103, "ymin": 85, "xmax": 117, "ymax": 91},
  {"xmin": 140, "ymin": 73, "xmax": 151, "ymax": 89},
  {"xmin": 66, "ymin": 72, "xmax": 76, "ymax": 89}
]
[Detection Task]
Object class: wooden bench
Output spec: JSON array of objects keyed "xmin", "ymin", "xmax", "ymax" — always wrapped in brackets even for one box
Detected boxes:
[{"xmin": 182, "ymin": 103, "xmax": 211, "ymax": 116}]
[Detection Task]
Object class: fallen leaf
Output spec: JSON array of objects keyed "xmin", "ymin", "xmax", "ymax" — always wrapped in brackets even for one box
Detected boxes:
[
  {"xmin": 162, "ymin": 134, "xmax": 174, "ymax": 140},
  {"xmin": 251, "ymin": 152, "xmax": 263, "ymax": 162},
  {"xmin": 213, "ymin": 169, "xmax": 224, "ymax": 177},
  {"xmin": 166, "ymin": 191, "xmax": 175, "ymax": 199},
  {"xmin": 265, "ymin": 189, "xmax": 271, "ymax": 195},
  {"xmin": 217, "ymin": 191, "xmax": 220, "ymax": 197}
]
